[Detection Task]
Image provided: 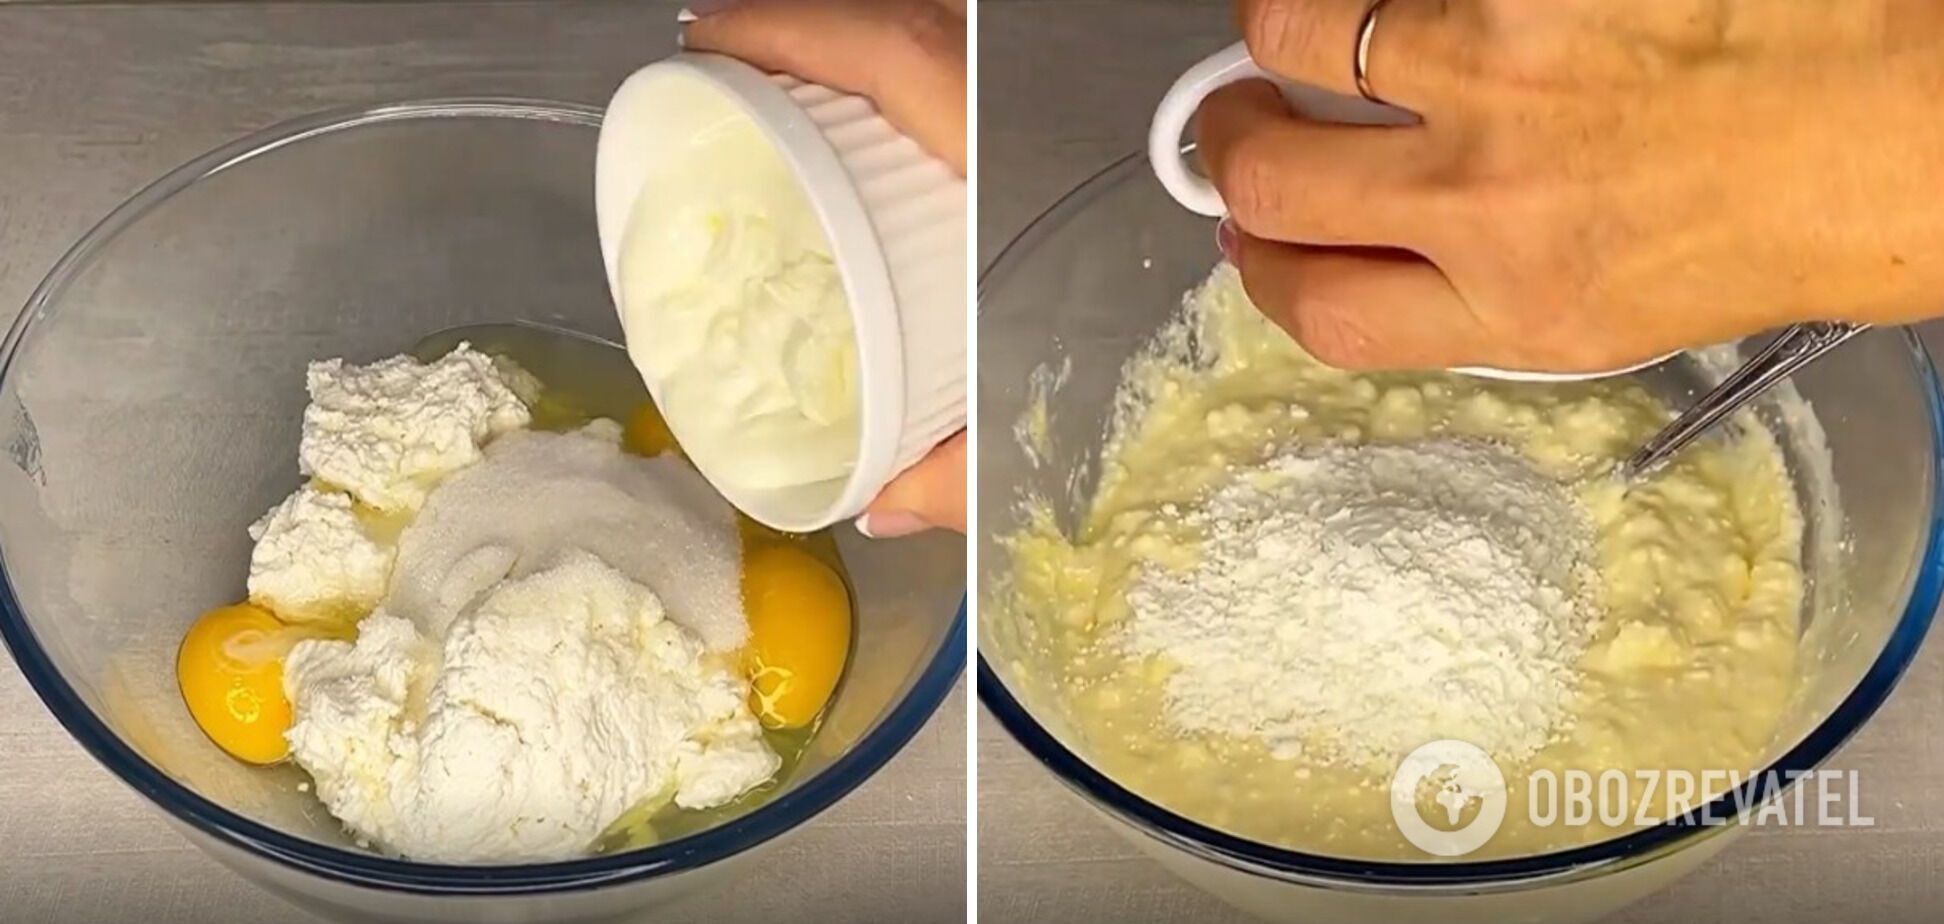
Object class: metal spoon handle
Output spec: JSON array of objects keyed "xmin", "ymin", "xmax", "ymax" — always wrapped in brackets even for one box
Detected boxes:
[{"xmin": 1621, "ymin": 321, "xmax": 1871, "ymax": 479}]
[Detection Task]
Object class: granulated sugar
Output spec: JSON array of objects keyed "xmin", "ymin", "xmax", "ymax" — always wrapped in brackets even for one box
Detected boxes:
[
  {"xmin": 385, "ymin": 420, "xmax": 748, "ymax": 651},
  {"xmin": 1123, "ymin": 440, "xmax": 1598, "ymax": 772}
]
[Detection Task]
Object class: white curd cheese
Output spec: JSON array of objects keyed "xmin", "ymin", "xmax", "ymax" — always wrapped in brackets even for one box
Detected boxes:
[
  {"xmin": 266, "ymin": 345, "xmax": 774, "ymax": 862},
  {"xmin": 246, "ymin": 483, "xmax": 393, "ymax": 624},
  {"xmin": 299, "ymin": 343, "xmax": 531, "ymax": 512},
  {"xmin": 284, "ymin": 553, "xmax": 776, "ymax": 863},
  {"xmin": 615, "ymin": 114, "xmax": 860, "ymax": 494},
  {"xmin": 263, "ymin": 346, "xmax": 771, "ymax": 862}
]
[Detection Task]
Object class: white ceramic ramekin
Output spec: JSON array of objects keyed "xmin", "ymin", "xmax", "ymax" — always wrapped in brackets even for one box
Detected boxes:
[{"xmin": 596, "ymin": 53, "xmax": 966, "ymax": 532}]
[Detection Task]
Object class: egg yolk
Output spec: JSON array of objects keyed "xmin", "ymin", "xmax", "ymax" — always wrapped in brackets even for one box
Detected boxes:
[
  {"xmin": 176, "ymin": 603, "xmax": 300, "ymax": 764},
  {"xmin": 623, "ymin": 401, "xmax": 679, "ymax": 458},
  {"xmin": 742, "ymin": 543, "xmax": 851, "ymax": 729}
]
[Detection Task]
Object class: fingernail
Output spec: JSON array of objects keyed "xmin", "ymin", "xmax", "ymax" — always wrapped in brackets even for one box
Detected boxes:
[
  {"xmin": 1216, "ymin": 218, "xmax": 1239, "ymax": 264},
  {"xmin": 855, "ymin": 511, "xmax": 929, "ymax": 539},
  {"xmin": 677, "ymin": 7, "xmax": 698, "ymax": 23}
]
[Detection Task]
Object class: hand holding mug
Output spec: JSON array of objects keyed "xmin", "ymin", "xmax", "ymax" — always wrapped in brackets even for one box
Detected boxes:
[{"xmin": 1153, "ymin": 0, "xmax": 1944, "ymax": 374}]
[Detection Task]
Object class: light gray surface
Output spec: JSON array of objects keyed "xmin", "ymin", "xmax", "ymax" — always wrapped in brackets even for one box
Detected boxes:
[
  {"xmin": 977, "ymin": 1, "xmax": 1944, "ymax": 922},
  {"xmin": 0, "ymin": 3, "xmax": 965, "ymax": 923}
]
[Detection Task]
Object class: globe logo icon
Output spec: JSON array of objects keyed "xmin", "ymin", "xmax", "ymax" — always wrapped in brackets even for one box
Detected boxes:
[{"xmin": 1389, "ymin": 739, "xmax": 1508, "ymax": 857}]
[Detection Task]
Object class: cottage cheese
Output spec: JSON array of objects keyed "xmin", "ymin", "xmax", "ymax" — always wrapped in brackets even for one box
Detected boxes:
[
  {"xmin": 285, "ymin": 553, "xmax": 776, "ymax": 863},
  {"xmin": 262, "ymin": 345, "xmax": 771, "ymax": 862},
  {"xmin": 299, "ymin": 343, "xmax": 532, "ymax": 512},
  {"xmin": 246, "ymin": 483, "xmax": 394, "ymax": 624}
]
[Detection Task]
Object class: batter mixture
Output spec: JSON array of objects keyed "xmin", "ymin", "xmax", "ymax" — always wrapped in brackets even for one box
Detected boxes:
[{"xmin": 992, "ymin": 266, "xmax": 1805, "ymax": 859}]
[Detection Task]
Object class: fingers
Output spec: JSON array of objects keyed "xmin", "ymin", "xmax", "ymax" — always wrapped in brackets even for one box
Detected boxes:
[
  {"xmin": 1196, "ymin": 79, "xmax": 1440, "ymax": 246},
  {"xmin": 1231, "ymin": 232, "xmax": 1680, "ymax": 373},
  {"xmin": 1234, "ymin": 0, "xmax": 1447, "ymax": 109},
  {"xmin": 684, "ymin": 0, "xmax": 968, "ymax": 174},
  {"xmin": 857, "ymin": 430, "xmax": 966, "ymax": 538},
  {"xmin": 1229, "ymin": 230, "xmax": 1494, "ymax": 370}
]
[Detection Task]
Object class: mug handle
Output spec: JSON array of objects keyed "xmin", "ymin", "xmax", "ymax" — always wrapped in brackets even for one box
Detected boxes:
[{"xmin": 1149, "ymin": 42, "xmax": 1262, "ymax": 218}]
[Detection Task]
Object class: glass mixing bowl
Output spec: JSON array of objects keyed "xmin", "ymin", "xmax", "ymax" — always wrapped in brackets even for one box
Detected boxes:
[
  {"xmin": 977, "ymin": 152, "xmax": 1944, "ymax": 923},
  {"xmin": 0, "ymin": 99, "xmax": 964, "ymax": 923}
]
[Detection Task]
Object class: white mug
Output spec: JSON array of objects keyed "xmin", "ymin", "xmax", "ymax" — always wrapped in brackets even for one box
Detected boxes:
[
  {"xmin": 1146, "ymin": 41, "xmax": 1672, "ymax": 382},
  {"xmin": 1148, "ymin": 41, "xmax": 1415, "ymax": 218}
]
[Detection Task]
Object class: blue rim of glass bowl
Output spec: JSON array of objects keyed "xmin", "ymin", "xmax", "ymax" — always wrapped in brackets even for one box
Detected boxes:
[
  {"xmin": 975, "ymin": 149, "xmax": 1944, "ymax": 890},
  {"xmin": 0, "ymin": 98, "xmax": 967, "ymax": 895}
]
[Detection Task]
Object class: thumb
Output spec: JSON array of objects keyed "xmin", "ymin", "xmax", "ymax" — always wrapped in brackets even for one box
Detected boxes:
[{"xmin": 856, "ymin": 431, "xmax": 966, "ymax": 538}]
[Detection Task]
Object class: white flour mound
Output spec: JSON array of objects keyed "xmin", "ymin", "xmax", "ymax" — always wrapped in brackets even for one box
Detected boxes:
[{"xmin": 1124, "ymin": 440, "xmax": 1598, "ymax": 772}]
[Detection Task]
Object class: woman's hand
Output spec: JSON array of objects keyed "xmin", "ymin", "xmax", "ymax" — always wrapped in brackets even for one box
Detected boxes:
[
  {"xmin": 854, "ymin": 431, "xmax": 966, "ymax": 537},
  {"xmin": 1197, "ymin": 0, "xmax": 1944, "ymax": 372},
  {"xmin": 686, "ymin": 0, "xmax": 968, "ymax": 537}
]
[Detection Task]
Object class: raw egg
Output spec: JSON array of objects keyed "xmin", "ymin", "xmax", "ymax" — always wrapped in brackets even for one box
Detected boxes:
[
  {"xmin": 623, "ymin": 400, "xmax": 679, "ymax": 458},
  {"xmin": 741, "ymin": 543, "xmax": 851, "ymax": 729},
  {"xmin": 176, "ymin": 602, "xmax": 300, "ymax": 764}
]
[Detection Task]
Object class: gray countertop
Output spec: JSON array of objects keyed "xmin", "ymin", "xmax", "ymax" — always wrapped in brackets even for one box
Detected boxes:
[
  {"xmin": 978, "ymin": 1, "xmax": 1944, "ymax": 922},
  {"xmin": 0, "ymin": 3, "xmax": 964, "ymax": 922}
]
